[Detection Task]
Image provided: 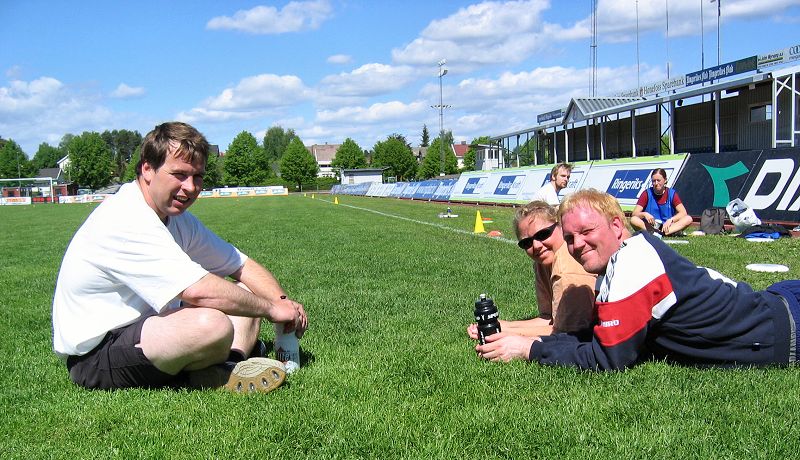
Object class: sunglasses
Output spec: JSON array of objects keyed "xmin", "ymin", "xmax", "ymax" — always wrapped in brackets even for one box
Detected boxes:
[{"xmin": 517, "ymin": 222, "xmax": 558, "ymax": 250}]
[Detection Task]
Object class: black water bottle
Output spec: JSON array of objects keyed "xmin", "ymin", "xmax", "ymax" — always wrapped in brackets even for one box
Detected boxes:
[{"xmin": 474, "ymin": 293, "xmax": 501, "ymax": 345}]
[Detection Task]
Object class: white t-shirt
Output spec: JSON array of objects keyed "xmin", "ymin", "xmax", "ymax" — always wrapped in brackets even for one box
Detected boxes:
[
  {"xmin": 532, "ymin": 182, "xmax": 560, "ymax": 206},
  {"xmin": 52, "ymin": 182, "xmax": 247, "ymax": 359}
]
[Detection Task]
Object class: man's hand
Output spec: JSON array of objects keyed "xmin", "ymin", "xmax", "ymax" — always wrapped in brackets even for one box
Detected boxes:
[
  {"xmin": 475, "ymin": 331, "xmax": 538, "ymax": 362},
  {"xmin": 641, "ymin": 212, "xmax": 655, "ymax": 226},
  {"xmin": 466, "ymin": 323, "xmax": 478, "ymax": 340},
  {"xmin": 271, "ymin": 296, "xmax": 308, "ymax": 338}
]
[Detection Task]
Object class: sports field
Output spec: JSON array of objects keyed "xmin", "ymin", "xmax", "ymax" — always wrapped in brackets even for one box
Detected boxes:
[{"xmin": 2, "ymin": 194, "xmax": 800, "ymax": 458}]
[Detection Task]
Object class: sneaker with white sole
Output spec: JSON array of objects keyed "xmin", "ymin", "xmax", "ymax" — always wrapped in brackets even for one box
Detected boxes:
[
  {"xmin": 224, "ymin": 358, "xmax": 286, "ymax": 393},
  {"xmin": 187, "ymin": 357, "xmax": 286, "ymax": 394}
]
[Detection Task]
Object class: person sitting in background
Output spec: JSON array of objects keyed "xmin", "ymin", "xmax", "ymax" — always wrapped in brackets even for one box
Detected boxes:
[
  {"xmin": 531, "ymin": 163, "xmax": 572, "ymax": 206},
  {"xmin": 467, "ymin": 201, "xmax": 596, "ymax": 344},
  {"xmin": 630, "ymin": 168, "xmax": 693, "ymax": 236}
]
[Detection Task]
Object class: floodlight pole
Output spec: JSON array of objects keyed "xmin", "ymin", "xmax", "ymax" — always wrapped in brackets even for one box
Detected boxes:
[{"xmin": 432, "ymin": 59, "xmax": 449, "ymax": 177}]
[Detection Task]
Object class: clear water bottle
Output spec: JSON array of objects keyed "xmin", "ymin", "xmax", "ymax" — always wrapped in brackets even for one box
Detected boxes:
[{"xmin": 273, "ymin": 322, "xmax": 300, "ymax": 373}]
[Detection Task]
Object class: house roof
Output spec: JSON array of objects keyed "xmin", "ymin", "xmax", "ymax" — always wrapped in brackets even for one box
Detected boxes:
[
  {"xmin": 452, "ymin": 143, "xmax": 469, "ymax": 157},
  {"xmin": 308, "ymin": 144, "xmax": 340, "ymax": 162},
  {"xmin": 38, "ymin": 168, "xmax": 62, "ymax": 180}
]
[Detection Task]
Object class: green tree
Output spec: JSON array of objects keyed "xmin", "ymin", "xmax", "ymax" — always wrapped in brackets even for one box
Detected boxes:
[
  {"xmin": 331, "ymin": 138, "xmax": 367, "ymax": 173},
  {"xmin": 32, "ymin": 143, "xmax": 63, "ymax": 171},
  {"xmin": 418, "ymin": 134, "xmax": 457, "ymax": 179},
  {"xmin": 660, "ymin": 133, "xmax": 671, "ymax": 156},
  {"xmin": 263, "ymin": 126, "xmax": 297, "ymax": 161},
  {"xmin": 122, "ymin": 146, "xmax": 141, "ymax": 182},
  {"xmin": 0, "ymin": 139, "xmax": 32, "ymax": 178},
  {"xmin": 280, "ymin": 137, "xmax": 318, "ymax": 191},
  {"xmin": 203, "ymin": 149, "xmax": 223, "ymax": 189},
  {"xmin": 372, "ymin": 136, "xmax": 417, "ymax": 181},
  {"xmin": 224, "ymin": 131, "xmax": 267, "ymax": 186},
  {"xmin": 513, "ymin": 136, "xmax": 537, "ymax": 166},
  {"xmin": 463, "ymin": 136, "xmax": 490, "ymax": 171},
  {"xmin": 462, "ymin": 149, "xmax": 476, "ymax": 172},
  {"xmin": 65, "ymin": 132, "xmax": 114, "ymax": 189},
  {"xmin": 58, "ymin": 134, "xmax": 76, "ymax": 152},
  {"xmin": 101, "ymin": 129, "xmax": 143, "ymax": 179},
  {"xmin": 263, "ymin": 126, "xmax": 297, "ymax": 177},
  {"xmin": 421, "ymin": 124, "xmax": 430, "ymax": 147}
]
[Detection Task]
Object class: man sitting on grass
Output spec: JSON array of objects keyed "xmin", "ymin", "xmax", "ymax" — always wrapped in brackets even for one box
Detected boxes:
[
  {"xmin": 476, "ymin": 189, "xmax": 800, "ymax": 370},
  {"xmin": 52, "ymin": 121, "xmax": 307, "ymax": 392}
]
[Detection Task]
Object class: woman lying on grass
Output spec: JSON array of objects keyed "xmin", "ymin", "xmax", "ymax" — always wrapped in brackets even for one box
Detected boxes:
[{"xmin": 467, "ymin": 201, "xmax": 596, "ymax": 342}]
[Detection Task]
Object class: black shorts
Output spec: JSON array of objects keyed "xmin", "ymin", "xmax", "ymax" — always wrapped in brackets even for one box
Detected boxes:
[{"xmin": 66, "ymin": 313, "xmax": 178, "ymax": 390}]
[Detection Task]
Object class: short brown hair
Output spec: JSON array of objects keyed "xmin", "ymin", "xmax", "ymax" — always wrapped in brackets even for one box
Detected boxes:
[
  {"xmin": 136, "ymin": 122, "xmax": 210, "ymax": 176},
  {"xmin": 513, "ymin": 200, "xmax": 557, "ymax": 239},
  {"xmin": 558, "ymin": 189, "xmax": 625, "ymax": 224}
]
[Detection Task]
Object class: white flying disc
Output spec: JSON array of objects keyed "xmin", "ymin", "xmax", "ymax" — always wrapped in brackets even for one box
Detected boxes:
[
  {"xmin": 664, "ymin": 239, "xmax": 689, "ymax": 245},
  {"xmin": 746, "ymin": 263, "xmax": 789, "ymax": 273},
  {"xmin": 746, "ymin": 237, "xmax": 776, "ymax": 242}
]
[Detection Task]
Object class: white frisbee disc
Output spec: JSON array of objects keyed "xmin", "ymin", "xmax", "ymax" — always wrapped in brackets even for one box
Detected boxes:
[
  {"xmin": 664, "ymin": 239, "xmax": 689, "ymax": 245},
  {"xmin": 746, "ymin": 237, "xmax": 776, "ymax": 242},
  {"xmin": 745, "ymin": 263, "xmax": 789, "ymax": 273}
]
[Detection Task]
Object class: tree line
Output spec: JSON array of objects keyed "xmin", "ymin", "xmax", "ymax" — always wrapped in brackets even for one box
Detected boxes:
[{"xmin": 0, "ymin": 124, "xmax": 528, "ymax": 191}]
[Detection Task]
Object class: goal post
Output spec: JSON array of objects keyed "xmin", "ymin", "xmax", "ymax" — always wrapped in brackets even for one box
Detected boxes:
[{"xmin": 0, "ymin": 177, "xmax": 55, "ymax": 204}]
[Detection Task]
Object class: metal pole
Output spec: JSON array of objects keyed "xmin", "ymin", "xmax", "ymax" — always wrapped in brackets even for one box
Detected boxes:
[{"xmin": 436, "ymin": 60, "xmax": 448, "ymax": 177}]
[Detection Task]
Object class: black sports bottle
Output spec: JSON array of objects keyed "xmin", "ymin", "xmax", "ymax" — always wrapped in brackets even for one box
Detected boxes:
[{"xmin": 474, "ymin": 294, "xmax": 501, "ymax": 345}]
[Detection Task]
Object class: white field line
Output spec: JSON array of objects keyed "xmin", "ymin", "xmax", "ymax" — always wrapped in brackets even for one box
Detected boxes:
[{"xmin": 323, "ymin": 198, "xmax": 518, "ymax": 246}]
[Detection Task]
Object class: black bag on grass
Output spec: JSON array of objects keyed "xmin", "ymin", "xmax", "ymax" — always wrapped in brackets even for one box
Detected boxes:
[{"xmin": 700, "ymin": 208, "xmax": 727, "ymax": 235}]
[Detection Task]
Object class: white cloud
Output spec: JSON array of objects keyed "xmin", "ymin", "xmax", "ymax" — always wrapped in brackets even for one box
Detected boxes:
[
  {"xmin": 5, "ymin": 65, "xmax": 23, "ymax": 79},
  {"xmin": 203, "ymin": 74, "xmax": 312, "ymax": 111},
  {"xmin": 319, "ymin": 63, "xmax": 419, "ymax": 97},
  {"xmin": 176, "ymin": 107, "xmax": 265, "ymax": 124},
  {"xmin": 576, "ymin": 0, "xmax": 800, "ymax": 42},
  {"xmin": 316, "ymin": 100, "xmax": 428, "ymax": 124},
  {"xmin": 0, "ymin": 77, "xmax": 120, "ymax": 154},
  {"xmin": 206, "ymin": 0, "xmax": 333, "ymax": 34},
  {"xmin": 327, "ymin": 54, "xmax": 352, "ymax": 65},
  {"xmin": 392, "ymin": 0, "xmax": 552, "ymax": 70},
  {"xmin": 110, "ymin": 83, "xmax": 145, "ymax": 99}
]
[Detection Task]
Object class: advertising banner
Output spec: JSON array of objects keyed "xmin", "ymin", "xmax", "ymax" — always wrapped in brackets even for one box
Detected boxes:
[
  {"xmin": 412, "ymin": 180, "xmax": 441, "ymax": 200},
  {"xmin": 0, "ymin": 196, "xmax": 32, "ymax": 205},
  {"xmin": 674, "ymin": 149, "xmax": 800, "ymax": 222},
  {"xmin": 388, "ymin": 182, "xmax": 408, "ymax": 197},
  {"xmin": 449, "ymin": 174, "xmax": 489, "ymax": 201},
  {"xmin": 582, "ymin": 155, "xmax": 687, "ymax": 208},
  {"xmin": 432, "ymin": 179, "xmax": 457, "ymax": 201},
  {"xmin": 400, "ymin": 182, "xmax": 421, "ymax": 199}
]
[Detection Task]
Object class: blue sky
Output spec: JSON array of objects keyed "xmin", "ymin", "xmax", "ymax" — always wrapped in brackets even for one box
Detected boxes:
[{"xmin": 2, "ymin": 0, "xmax": 799, "ymax": 156}]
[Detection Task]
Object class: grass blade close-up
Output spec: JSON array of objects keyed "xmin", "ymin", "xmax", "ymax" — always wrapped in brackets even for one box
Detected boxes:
[{"xmin": 2, "ymin": 194, "xmax": 800, "ymax": 459}]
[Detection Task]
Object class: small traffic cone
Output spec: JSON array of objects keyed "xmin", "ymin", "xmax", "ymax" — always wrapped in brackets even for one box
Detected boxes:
[
  {"xmin": 311, "ymin": 194, "xmax": 315, "ymax": 199},
  {"xmin": 303, "ymin": 193, "xmax": 307, "ymax": 197},
  {"xmin": 474, "ymin": 210, "xmax": 486, "ymax": 233},
  {"xmin": 334, "ymin": 196, "xmax": 339, "ymax": 205}
]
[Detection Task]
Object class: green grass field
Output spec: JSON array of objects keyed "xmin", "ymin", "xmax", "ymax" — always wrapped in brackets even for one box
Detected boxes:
[{"xmin": 2, "ymin": 194, "xmax": 800, "ymax": 459}]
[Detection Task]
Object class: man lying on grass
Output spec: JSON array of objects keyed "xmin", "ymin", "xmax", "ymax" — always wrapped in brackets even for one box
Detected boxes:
[
  {"xmin": 476, "ymin": 189, "xmax": 800, "ymax": 370},
  {"xmin": 52, "ymin": 122, "xmax": 307, "ymax": 392}
]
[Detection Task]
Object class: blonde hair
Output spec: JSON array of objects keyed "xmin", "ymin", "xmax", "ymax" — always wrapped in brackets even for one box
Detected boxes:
[
  {"xmin": 558, "ymin": 189, "xmax": 625, "ymax": 224},
  {"xmin": 513, "ymin": 200, "xmax": 557, "ymax": 239},
  {"xmin": 551, "ymin": 162, "xmax": 573, "ymax": 180}
]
